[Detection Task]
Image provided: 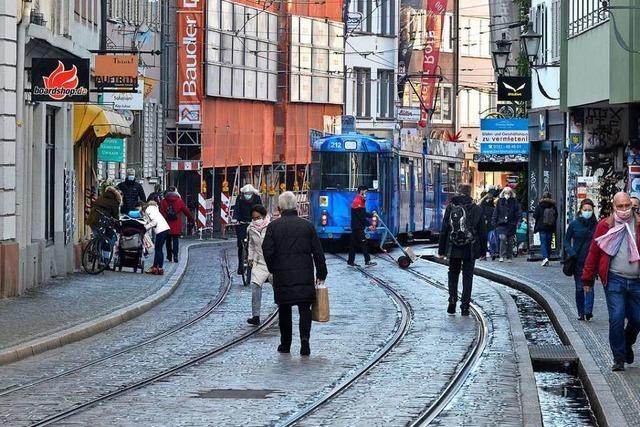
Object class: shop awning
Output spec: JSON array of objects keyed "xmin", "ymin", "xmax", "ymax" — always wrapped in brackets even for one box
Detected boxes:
[{"xmin": 73, "ymin": 104, "xmax": 131, "ymax": 143}]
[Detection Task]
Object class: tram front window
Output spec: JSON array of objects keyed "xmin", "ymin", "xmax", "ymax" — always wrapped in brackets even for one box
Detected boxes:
[{"xmin": 319, "ymin": 152, "xmax": 378, "ymax": 190}]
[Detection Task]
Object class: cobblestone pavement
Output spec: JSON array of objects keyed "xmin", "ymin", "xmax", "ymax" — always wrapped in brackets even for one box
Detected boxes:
[
  {"xmin": 0, "ymin": 239, "xmax": 213, "ymax": 351},
  {"xmin": 59, "ymin": 257, "xmax": 408, "ymax": 426},
  {"xmin": 0, "ymin": 244, "xmax": 254, "ymax": 426}
]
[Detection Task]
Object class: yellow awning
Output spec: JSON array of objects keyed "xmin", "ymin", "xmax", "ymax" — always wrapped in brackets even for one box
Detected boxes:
[{"xmin": 73, "ymin": 104, "xmax": 131, "ymax": 143}]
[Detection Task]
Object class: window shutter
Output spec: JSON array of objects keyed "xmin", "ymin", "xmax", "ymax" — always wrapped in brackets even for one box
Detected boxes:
[{"xmin": 551, "ymin": 0, "xmax": 560, "ymax": 62}]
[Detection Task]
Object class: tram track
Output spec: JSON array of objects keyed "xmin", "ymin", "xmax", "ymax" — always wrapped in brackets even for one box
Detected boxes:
[{"xmin": 0, "ymin": 248, "xmax": 235, "ymax": 399}]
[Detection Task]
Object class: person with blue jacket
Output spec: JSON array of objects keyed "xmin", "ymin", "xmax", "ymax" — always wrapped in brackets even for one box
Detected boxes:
[{"xmin": 564, "ymin": 198, "xmax": 597, "ymax": 320}]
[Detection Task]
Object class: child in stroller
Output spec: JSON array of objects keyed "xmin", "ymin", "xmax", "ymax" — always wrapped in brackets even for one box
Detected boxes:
[{"xmin": 117, "ymin": 210, "xmax": 148, "ymax": 273}]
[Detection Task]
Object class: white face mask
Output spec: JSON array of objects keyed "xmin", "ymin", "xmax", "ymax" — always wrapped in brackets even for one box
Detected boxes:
[
  {"xmin": 243, "ymin": 193, "xmax": 253, "ymax": 201},
  {"xmin": 504, "ymin": 193, "xmax": 511, "ymax": 199}
]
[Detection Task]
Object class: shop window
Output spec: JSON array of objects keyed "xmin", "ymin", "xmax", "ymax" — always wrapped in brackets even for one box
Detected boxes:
[
  {"xmin": 45, "ymin": 108, "xmax": 56, "ymax": 244},
  {"xmin": 354, "ymin": 67, "xmax": 371, "ymax": 118}
]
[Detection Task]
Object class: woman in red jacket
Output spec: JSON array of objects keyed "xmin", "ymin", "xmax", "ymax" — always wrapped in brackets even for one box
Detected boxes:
[{"xmin": 160, "ymin": 187, "xmax": 195, "ymax": 263}]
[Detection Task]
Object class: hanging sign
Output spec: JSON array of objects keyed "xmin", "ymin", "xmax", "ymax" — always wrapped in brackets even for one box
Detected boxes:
[
  {"xmin": 32, "ymin": 58, "xmax": 90, "ymax": 102},
  {"xmin": 497, "ymin": 76, "xmax": 531, "ymax": 101},
  {"xmin": 177, "ymin": 0, "xmax": 204, "ymax": 125},
  {"xmin": 480, "ymin": 118, "xmax": 529, "ymax": 155},
  {"xmin": 346, "ymin": 12, "xmax": 363, "ymax": 32},
  {"xmin": 397, "ymin": 107, "xmax": 421, "ymax": 122},
  {"xmin": 103, "ymin": 76, "xmax": 144, "ymax": 110},
  {"xmin": 95, "ymin": 54, "xmax": 138, "ymax": 90},
  {"xmin": 97, "ymin": 137, "xmax": 125, "ymax": 162}
]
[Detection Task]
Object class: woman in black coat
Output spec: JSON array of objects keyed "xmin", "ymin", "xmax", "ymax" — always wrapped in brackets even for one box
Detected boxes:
[
  {"xmin": 492, "ymin": 187, "xmax": 521, "ymax": 262},
  {"xmin": 262, "ymin": 192, "xmax": 328, "ymax": 356}
]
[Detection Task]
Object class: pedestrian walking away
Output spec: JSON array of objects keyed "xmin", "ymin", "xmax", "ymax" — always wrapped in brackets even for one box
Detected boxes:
[
  {"xmin": 117, "ymin": 168, "xmax": 146, "ymax": 214},
  {"xmin": 564, "ymin": 198, "xmax": 597, "ymax": 321},
  {"xmin": 143, "ymin": 201, "xmax": 171, "ymax": 275},
  {"xmin": 246, "ymin": 205, "xmax": 271, "ymax": 326},
  {"xmin": 534, "ymin": 192, "xmax": 558, "ymax": 266},
  {"xmin": 492, "ymin": 187, "xmax": 521, "ymax": 262},
  {"xmin": 262, "ymin": 192, "xmax": 328, "ymax": 356},
  {"xmin": 438, "ymin": 184, "xmax": 486, "ymax": 316},
  {"xmin": 347, "ymin": 185, "xmax": 376, "ymax": 267},
  {"xmin": 232, "ymin": 184, "xmax": 263, "ymax": 275},
  {"xmin": 161, "ymin": 187, "xmax": 195, "ymax": 263},
  {"xmin": 582, "ymin": 192, "xmax": 640, "ymax": 371},
  {"xmin": 478, "ymin": 190, "xmax": 496, "ymax": 260}
]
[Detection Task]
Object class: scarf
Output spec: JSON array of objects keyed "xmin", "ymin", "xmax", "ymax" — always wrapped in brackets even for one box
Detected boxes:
[
  {"xmin": 250, "ymin": 215, "xmax": 271, "ymax": 232},
  {"xmin": 595, "ymin": 213, "xmax": 640, "ymax": 262}
]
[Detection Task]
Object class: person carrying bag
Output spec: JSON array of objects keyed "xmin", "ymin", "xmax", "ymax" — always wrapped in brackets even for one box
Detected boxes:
[{"xmin": 312, "ymin": 281, "xmax": 330, "ymax": 322}]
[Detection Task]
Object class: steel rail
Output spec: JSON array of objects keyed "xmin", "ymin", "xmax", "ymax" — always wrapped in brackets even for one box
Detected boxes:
[{"xmin": 1, "ymin": 249, "xmax": 235, "ymax": 399}]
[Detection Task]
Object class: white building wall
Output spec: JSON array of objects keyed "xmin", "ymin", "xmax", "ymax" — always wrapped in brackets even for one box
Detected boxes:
[{"xmin": 530, "ymin": 0, "xmax": 561, "ymax": 109}]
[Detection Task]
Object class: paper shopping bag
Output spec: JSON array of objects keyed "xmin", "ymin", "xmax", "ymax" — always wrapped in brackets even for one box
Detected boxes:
[{"xmin": 312, "ymin": 286, "xmax": 330, "ymax": 322}]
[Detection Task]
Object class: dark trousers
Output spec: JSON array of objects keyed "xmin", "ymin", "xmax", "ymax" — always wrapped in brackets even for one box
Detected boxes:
[
  {"xmin": 236, "ymin": 224, "xmax": 248, "ymax": 268},
  {"xmin": 166, "ymin": 235, "xmax": 180, "ymax": 260},
  {"xmin": 154, "ymin": 231, "xmax": 168, "ymax": 268},
  {"xmin": 347, "ymin": 231, "xmax": 370, "ymax": 264},
  {"xmin": 448, "ymin": 257, "xmax": 475, "ymax": 309},
  {"xmin": 278, "ymin": 303, "xmax": 312, "ymax": 347}
]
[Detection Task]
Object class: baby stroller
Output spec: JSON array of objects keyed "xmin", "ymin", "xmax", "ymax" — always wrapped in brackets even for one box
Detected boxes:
[{"xmin": 116, "ymin": 212, "xmax": 147, "ymax": 273}]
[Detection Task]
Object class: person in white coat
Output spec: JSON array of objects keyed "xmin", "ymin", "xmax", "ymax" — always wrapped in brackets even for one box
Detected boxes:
[
  {"xmin": 144, "ymin": 201, "xmax": 171, "ymax": 275},
  {"xmin": 247, "ymin": 205, "xmax": 271, "ymax": 325}
]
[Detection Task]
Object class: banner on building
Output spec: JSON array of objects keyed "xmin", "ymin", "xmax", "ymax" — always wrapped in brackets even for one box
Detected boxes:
[
  {"xmin": 497, "ymin": 76, "xmax": 531, "ymax": 101},
  {"xmin": 32, "ymin": 58, "xmax": 90, "ymax": 102},
  {"xmin": 177, "ymin": 0, "xmax": 204, "ymax": 125},
  {"xmin": 419, "ymin": 0, "xmax": 448, "ymax": 127},
  {"xmin": 480, "ymin": 118, "xmax": 529, "ymax": 155},
  {"xmin": 94, "ymin": 54, "xmax": 138, "ymax": 90}
]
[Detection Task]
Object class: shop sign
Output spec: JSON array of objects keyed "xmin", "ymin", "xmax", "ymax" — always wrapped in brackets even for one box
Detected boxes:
[
  {"xmin": 177, "ymin": 0, "xmax": 204, "ymax": 125},
  {"xmin": 480, "ymin": 118, "xmax": 529, "ymax": 155},
  {"xmin": 346, "ymin": 12, "xmax": 362, "ymax": 32},
  {"xmin": 32, "ymin": 58, "xmax": 90, "ymax": 102},
  {"xmin": 103, "ymin": 77, "xmax": 144, "ymax": 110},
  {"xmin": 397, "ymin": 107, "xmax": 421, "ymax": 122},
  {"xmin": 95, "ymin": 54, "xmax": 138, "ymax": 89},
  {"xmin": 497, "ymin": 76, "xmax": 531, "ymax": 101},
  {"xmin": 98, "ymin": 137, "xmax": 125, "ymax": 162}
]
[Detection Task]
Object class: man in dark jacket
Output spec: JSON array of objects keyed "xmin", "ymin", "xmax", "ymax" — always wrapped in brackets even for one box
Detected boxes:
[
  {"xmin": 438, "ymin": 184, "xmax": 486, "ymax": 316},
  {"xmin": 262, "ymin": 191, "xmax": 328, "ymax": 356},
  {"xmin": 492, "ymin": 187, "xmax": 521, "ymax": 262},
  {"xmin": 232, "ymin": 184, "xmax": 263, "ymax": 274},
  {"xmin": 479, "ymin": 191, "xmax": 496, "ymax": 260},
  {"xmin": 117, "ymin": 168, "xmax": 146, "ymax": 214},
  {"xmin": 347, "ymin": 185, "xmax": 375, "ymax": 267},
  {"xmin": 533, "ymin": 192, "xmax": 559, "ymax": 266}
]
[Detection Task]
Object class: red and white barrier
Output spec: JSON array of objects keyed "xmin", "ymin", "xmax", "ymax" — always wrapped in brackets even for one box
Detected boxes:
[
  {"xmin": 220, "ymin": 192, "xmax": 230, "ymax": 226},
  {"xmin": 197, "ymin": 193, "xmax": 207, "ymax": 229}
]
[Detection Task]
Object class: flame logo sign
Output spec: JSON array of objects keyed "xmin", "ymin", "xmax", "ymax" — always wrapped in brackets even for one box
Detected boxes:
[{"xmin": 38, "ymin": 61, "xmax": 85, "ymax": 101}]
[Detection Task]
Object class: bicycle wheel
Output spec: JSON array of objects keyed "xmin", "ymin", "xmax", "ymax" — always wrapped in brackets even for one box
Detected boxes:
[
  {"xmin": 82, "ymin": 237, "xmax": 113, "ymax": 275},
  {"xmin": 241, "ymin": 238, "xmax": 251, "ymax": 286}
]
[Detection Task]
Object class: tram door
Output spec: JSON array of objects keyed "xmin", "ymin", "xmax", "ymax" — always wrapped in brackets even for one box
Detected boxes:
[
  {"xmin": 432, "ymin": 161, "xmax": 442, "ymax": 231},
  {"xmin": 409, "ymin": 160, "xmax": 416, "ymax": 233}
]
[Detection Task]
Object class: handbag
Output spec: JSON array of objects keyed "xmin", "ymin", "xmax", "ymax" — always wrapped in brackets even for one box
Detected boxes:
[
  {"xmin": 562, "ymin": 238, "xmax": 588, "ymax": 277},
  {"xmin": 312, "ymin": 282, "xmax": 330, "ymax": 322}
]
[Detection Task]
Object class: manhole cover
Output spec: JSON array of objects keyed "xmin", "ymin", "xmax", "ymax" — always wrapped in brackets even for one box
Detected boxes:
[
  {"xmin": 529, "ymin": 345, "xmax": 578, "ymax": 363},
  {"xmin": 193, "ymin": 389, "xmax": 278, "ymax": 399}
]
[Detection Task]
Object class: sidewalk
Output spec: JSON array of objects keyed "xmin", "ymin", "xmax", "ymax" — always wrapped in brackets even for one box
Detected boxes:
[
  {"xmin": 426, "ymin": 252, "xmax": 639, "ymax": 426},
  {"xmin": 0, "ymin": 239, "xmax": 219, "ymax": 365}
]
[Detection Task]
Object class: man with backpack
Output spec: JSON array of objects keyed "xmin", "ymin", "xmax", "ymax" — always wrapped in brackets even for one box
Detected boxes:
[
  {"xmin": 160, "ymin": 187, "xmax": 195, "ymax": 263},
  {"xmin": 534, "ymin": 192, "xmax": 558, "ymax": 266},
  {"xmin": 438, "ymin": 184, "xmax": 486, "ymax": 316}
]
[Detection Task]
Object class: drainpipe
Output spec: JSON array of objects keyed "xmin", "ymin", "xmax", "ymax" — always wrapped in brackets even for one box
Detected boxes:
[{"xmin": 16, "ymin": 0, "xmax": 33, "ymax": 248}]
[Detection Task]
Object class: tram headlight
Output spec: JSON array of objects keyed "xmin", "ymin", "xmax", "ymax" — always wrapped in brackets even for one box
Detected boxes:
[{"xmin": 321, "ymin": 210, "xmax": 328, "ymax": 226}]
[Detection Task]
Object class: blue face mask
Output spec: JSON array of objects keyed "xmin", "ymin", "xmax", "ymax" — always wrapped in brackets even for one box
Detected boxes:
[
  {"xmin": 127, "ymin": 175, "xmax": 135, "ymax": 181},
  {"xmin": 581, "ymin": 210, "xmax": 593, "ymax": 219}
]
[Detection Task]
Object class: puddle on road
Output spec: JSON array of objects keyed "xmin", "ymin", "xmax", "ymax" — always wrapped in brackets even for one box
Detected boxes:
[{"xmin": 503, "ymin": 287, "xmax": 598, "ymax": 426}]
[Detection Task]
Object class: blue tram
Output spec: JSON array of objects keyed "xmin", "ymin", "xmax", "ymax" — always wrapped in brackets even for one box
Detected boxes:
[{"xmin": 309, "ymin": 133, "xmax": 465, "ymax": 242}]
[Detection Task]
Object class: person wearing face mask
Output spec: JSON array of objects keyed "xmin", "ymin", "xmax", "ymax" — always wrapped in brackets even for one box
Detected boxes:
[
  {"xmin": 564, "ymin": 199, "xmax": 597, "ymax": 321},
  {"xmin": 492, "ymin": 187, "xmax": 521, "ymax": 262},
  {"xmin": 232, "ymin": 184, "xmax": 263, "ymax": 275},
  {"xmin": 117, "ymin": 168, "xmax": 146, "ymax": 214},
  {"xmin": 631, "ymin": 196, "xmax": 640, "ymax": 214},
  {"xmin": 347, "ymin": 185, "xmax": 376, "ymax": 267},
  {"xmin": 583, "ymin": 192, "xmax": 640, "ymax": 371},
  {"xmin": 246, "ymin": 205, "xmax": 271, "ymax": 326}
]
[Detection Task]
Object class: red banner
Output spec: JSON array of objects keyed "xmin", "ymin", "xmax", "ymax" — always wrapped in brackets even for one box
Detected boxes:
[
  {"xmin": 419, "ymin": 0, "xmax": 448, "ymax": 127},
  {"xmin": 177, "ymin": 0, "xmax": 203, "ymax": 125}
]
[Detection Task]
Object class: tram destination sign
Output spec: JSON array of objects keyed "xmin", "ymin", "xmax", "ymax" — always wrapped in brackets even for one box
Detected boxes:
[{"xmin": 480, "ymin": 118, "xmax": 529, "ymax": 155}]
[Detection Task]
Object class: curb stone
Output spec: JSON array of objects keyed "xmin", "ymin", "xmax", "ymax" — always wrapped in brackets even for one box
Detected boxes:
[
  {"xmin": 425, "ymin": 257, "xmax": 628, "ymax": 427},
  {"xmin": 0, "ymin": 241, "xmax": 221, "ymax": 366}
]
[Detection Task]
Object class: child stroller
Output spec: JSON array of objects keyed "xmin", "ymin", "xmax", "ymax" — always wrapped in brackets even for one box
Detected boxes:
[{"xmin": 117, "ymin": 213, "xmax": 147, "ymax": 273}]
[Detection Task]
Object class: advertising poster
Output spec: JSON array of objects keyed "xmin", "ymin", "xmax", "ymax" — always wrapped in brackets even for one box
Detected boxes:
[
  {"xmin": 177, "ymin": 0, "xmax": 204, "ymax": 125},
  {"xmin": 479, "ymin": 118, "xmax": 529, "ymax": 155}
]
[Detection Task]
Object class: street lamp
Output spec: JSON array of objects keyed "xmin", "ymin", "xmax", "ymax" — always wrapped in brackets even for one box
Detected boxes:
[
  {"xmin": 520, "ymin": 21, "xmax": 542, "ymax": 63},
  {"xmin": 492, "ymin": 33, "xmax": 512, "ymax": 75}
]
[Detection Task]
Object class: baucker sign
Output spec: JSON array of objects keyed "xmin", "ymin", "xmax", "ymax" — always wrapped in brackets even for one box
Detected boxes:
[
  {"xmin": 32, "ymin": 58, "xmax": 90, "ymax": 102},
  {"xmin": 177, "ymin": 0, "xmax": 203, "ymax": 125},
  {"xmin": 497, "ymin": 76, "xmax": 531, "ymax": 102}
]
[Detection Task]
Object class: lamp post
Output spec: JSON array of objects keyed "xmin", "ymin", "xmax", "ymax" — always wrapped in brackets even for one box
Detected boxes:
[
  {"xmin": 492, "ymin": 33, "xmax": 512, "ymax": 75},
  {"xmin": 520, "ymin": 21, "xmax": 542, "ymax": 64}
]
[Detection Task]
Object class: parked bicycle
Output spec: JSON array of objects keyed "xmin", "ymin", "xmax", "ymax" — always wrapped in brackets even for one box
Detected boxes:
[{"xmin": 82, "ymin": 213, "xmax": 120, "ymax": 275}]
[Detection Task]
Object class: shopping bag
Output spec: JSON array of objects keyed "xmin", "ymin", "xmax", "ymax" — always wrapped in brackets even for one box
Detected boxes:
[{"xmin": 312, "ymin": 283, "xmax": 330, "ymax": 322}]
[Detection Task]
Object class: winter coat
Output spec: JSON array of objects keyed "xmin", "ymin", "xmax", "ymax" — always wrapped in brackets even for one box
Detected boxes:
[
  {"xmin": 564, "ymin": 215, "xmax": 597, "ymax": 268},
  {"xmin": 582, "ymin": 214, "xmax": 640, "ymax": 287},
  {"xmin": 160, "ymin": 192, "xmax": 195, "ymax": 236},
  {"xmin": 233, "ymin": 193, "xmax": 263, "ymax": 223},
  {"xmin": 117, "ymin": 179, "xmax": 146, "ymax": 214},
  {"xmin": 533, "ymin": 198, "xmax": 558, "ymax": 233},
  {"xmin": 87, "ymin": 186, "xmax": 122, "ymax": 227},
  {"xmin": 262, "ymin": 210, "xmax": 328, "ymax": 305},
  {"xmin": 248, "ymin": 221, "xmax": 271, "ymax": 286},
  {"xmin": 438, "ymin": 195, "xmax": 486, "ymax": 259},
  {"xmin": 144, "ymin": 203, "xmax": 170, "ymax": 234},
  {"xmin": 492, "ymin": 197, "xmax": 521, "ymax": 235},
  {"xmin": 479, "ymin": 197, "xmax": 496, "ymax": 232},
  {"xmin": 350, "ymin": 194, "xmax": 372, "ymax": 236}
]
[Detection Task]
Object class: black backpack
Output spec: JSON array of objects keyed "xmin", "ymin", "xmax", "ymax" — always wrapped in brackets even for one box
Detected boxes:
[
  {"xmin": 166, "ymin": 202, "xmax": 178, "ymax": 221},
  {"xmin": 542, "ymin": 207, "xmax": 555, "ymax": 227},
  {"xmin": 449, "ymin": 203, "xmax": 475, "ymax": 246}
]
